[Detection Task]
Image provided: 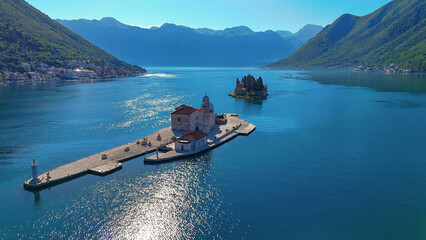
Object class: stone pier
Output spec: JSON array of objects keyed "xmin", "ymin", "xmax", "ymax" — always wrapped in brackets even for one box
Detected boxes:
[
  {"xmin": 24, "ymin": 127, "xmax": 175, "ymax": 191},
  {"xmin": 24, "ymin": 114, "xmax": 255, "ymax": 191}
]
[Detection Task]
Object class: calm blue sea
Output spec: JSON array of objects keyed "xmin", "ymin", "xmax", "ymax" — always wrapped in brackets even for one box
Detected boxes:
[{"xmin": 0, "ymin": 68, "xmax": 425, "ymax": 239}]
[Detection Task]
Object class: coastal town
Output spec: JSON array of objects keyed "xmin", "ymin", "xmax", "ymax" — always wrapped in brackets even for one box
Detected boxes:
[
  {"xmin": 349, "ymin": 64, "xmax": 415, "ymax": 73},
  {"xmin": 0, "ymin": 60, "xmax": 145, "ymax": 85}
]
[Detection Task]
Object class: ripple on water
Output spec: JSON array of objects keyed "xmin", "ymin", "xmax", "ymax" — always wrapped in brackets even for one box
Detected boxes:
[
  {"xmin": 89, "ymin": 90, "xmax": 186, "ymax": 132},
  {"xmin": 247, "ymin": 115, "xmax": 299, "ymax": 132},
  {"xmin": 142, "ymin": 73, "xmax": 179, "ymax": 79},
  {"xmin": 372, "ymin": 99, "xmax": 424, "ymax": 109},
  {"xmin": 22, "ymin": 155, "xmax": 239, "ymax": 239}
]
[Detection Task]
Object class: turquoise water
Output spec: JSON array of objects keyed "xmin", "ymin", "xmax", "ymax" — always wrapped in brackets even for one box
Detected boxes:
[{"xmin": 0, "ymin": 68, "xmax": 425, "ymax": 239}]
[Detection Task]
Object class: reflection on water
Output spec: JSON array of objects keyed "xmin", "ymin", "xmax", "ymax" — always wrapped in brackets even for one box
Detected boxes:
[
  {"xmin": 0, "ymin": 145, "xmax": 32, "ymax": 164},
  {"xmin": 142, "ymin": 73, "xmax": 179, "ymax": 79},
  {"xmin": 110, "ymin": 90, "xmax": 184, "ymax": 130},
  {"xmin": 99, "ymin": 158, "xmax": 216, "ymax": 239},
  {"xmin": 234, "ymin": 97, "xmax": 265, "ymax": 106},
  {"xmin": 23, "ymin": 154, "xmax": 237, "ymax": 239},
  {"xmin": 33, "ymin": 191, "xmax": 41, "ymax": 203},
  {"xmin": 296, "ymin": 71, "xmax": 426, "ymax": 93},
  {"xmin": 372, "ymin": 99, "xmax": 424, "ymax": 108}
]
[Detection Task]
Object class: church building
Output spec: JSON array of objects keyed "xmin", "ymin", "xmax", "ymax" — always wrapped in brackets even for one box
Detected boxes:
[{"xmin": 171, "ymin": 94, "xmax": 216, "ymax": 134}]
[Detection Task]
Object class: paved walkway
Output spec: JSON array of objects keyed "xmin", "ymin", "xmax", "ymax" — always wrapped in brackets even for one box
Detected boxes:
[{"xmin": 24, "ymin": 127, "xmax": 175, "ymax": 190}]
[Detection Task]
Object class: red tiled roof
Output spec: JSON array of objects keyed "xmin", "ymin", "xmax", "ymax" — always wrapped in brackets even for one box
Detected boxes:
[
  {"xmin": 179, "ymin": 131, "xmax": 207, "ymax": 141},
  {"xmin": 171, "ymin": 104, "xmax": 197, "ymax": 115},
  {"xmin": 182, "ymin": 130, "xmax": 192, "ymax": 136}
]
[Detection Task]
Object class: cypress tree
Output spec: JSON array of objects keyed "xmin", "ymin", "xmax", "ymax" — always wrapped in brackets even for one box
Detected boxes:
[
  {"xmin": 257, "ymin": 76, "xmax": 264, "ymax": 91},
  {"xmin": 242, "ymin": 76, "xmax": 247, "ymax": 87},
  {"xmin": 248, "ymin": 75, "xmax": 255, "ymax": 91}
]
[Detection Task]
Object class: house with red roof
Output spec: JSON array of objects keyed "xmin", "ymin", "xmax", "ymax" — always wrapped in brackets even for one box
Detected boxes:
[
  {"xmin": 171, "ymin": 94, "xmax": 216, "ymax": 134},
  {"xmin": 175, "ymin": 130, "xmax": 208, "ymax": 152}
]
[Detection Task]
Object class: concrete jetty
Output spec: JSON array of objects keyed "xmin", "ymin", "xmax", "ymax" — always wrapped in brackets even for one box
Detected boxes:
[
  {"xmin": 24, "ymin": 127, "xmax": 175, "ymax": 191},
  {"xmin": 145, "ymin": 114, "xmax": 255, "ymax": 163},
  {"xmin": 23, "ymin": 114, "xmax": 255, "ymax": 191}
]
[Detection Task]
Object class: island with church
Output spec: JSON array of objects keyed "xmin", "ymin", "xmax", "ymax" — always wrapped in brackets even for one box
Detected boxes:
[
  {"xmin": 144, "ymin": 94, "xmax": 256, "ymax": 162},
  {"xmin": 229, "ymin": 74, "xmax": 268, "ymax": 99},
  {"xmin": 24, "ymin": 93, "xmax": 255, "ymax": 190}
]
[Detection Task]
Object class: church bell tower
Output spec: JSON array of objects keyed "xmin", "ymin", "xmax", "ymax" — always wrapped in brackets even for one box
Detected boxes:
[{"xmin": 202, "ymin": 94, "xmax": 210, "ymax": 114}]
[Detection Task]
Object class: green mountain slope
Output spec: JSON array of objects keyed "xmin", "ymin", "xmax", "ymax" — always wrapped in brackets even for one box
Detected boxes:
[
  {"xmin": 268, "ymin": 0, "xmax": 425, "ymax": 72},
  {"xmin": 0, "ymin": 0, "xmax": 144, "ymax": 74}
]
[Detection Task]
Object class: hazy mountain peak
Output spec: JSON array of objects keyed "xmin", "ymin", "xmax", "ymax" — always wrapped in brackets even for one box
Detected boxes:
[
  {"xmin": 222, "ymin": 26, "xmax": 254, "ymax": 36},
  {"xmin": 100, "ymin": 17, "xmax": 119, "ymax": 23},
  {"xmin": 294, "ymin": 24, "xmax": 323, "ymax": 42},
  {"xmin": 232, "ymin": 25, "xmax": 254, "ymax": 32},
  {"xmin": 297, "ymin": 24, "xmax": 323, "ymax": 33},
  {"xmin": 161, "ymin": 23, "xmax": 177, "ymax": 27},
  {"xmin": 274, "ymin": 24, "xmax": 323, "ymax": 49},
  {"xmin": 98, "ymin": 17, "xmax": 130, "ymax": 28},
  {"xmin": 159, "ymin": 23, "xmax": 180, "ymax": 30},
  {"xmin": 275, "ymin": 30, "xmax": 293, "ymax": 38},
  {"xmin": 304, "ymin": 24, "xmax": 322, "ymax": 28},
  {"xmin": 194, "ymin": 27, "xmax": 221, "ymax": 35}
]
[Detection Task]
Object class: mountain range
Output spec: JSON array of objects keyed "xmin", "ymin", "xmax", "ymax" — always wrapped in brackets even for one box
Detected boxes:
[
  {"xmin": 0, "ymin": 0, "xmax": 144, "ymax": 75},
  {"xmin": 57, "ymin": 18, "xmax": 322, "ymax": 67},
  {"xmin": 276, "ymin": 24, "xmax": 324, "ymax": 49},
  {"xmin": 268, "ymin": 0, "xmax": 425, "ymax": 72}
]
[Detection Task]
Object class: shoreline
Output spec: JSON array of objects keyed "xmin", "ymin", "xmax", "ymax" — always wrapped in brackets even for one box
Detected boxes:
[
  {"xmin": 0, "ymin": 73, "xmax": 145, "ymax": 86},
  {"xmin": 228, "ymin": 93, "xmax": 267, "ymax": 100},
  {"xmin": 262, "ymin": 65, "xmax": 425, "ymax": 74}
]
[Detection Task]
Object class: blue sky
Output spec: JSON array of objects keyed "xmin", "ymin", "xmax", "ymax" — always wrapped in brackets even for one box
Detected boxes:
[{"xmin": 27, "ymin": 0, "xmax": 391, "ymax": 32}]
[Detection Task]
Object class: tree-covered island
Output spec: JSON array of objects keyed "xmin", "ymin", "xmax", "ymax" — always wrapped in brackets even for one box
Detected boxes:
[{"xmin": 229, "ymin": 74, "xmax": 268, "ymax": 99}]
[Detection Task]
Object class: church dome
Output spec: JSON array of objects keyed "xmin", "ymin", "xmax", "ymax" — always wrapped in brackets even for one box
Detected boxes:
[{"xmin": 203, "ymin": 95, "xmax": 209, "ymax": 101}]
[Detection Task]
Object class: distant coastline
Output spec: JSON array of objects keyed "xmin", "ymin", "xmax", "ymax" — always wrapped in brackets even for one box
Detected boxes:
[
  {"xmin": 0, "ymin": 60, "xmax": 146, "ymax": 85},
  {"xmin": 263, "ymin": 64, "xmax": 423, "ymax": 74}
]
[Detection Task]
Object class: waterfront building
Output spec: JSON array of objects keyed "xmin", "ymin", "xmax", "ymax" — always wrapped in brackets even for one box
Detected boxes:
[
  {"xmin": 171, "ymin": 94, "xmax": 216, "ymax": 134},
  {"xmin": 28, "ymin": 72, "xmax": 41, "ymax": 80},
  {"xmin": 175, "ymin": 130, "xmax": 208, "ymax": 152}
]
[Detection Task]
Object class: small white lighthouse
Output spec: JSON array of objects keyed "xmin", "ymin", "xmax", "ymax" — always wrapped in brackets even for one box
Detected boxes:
[{"xmin": 31, "ymin": 159, "xmax": 39, "ymax": 183}]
